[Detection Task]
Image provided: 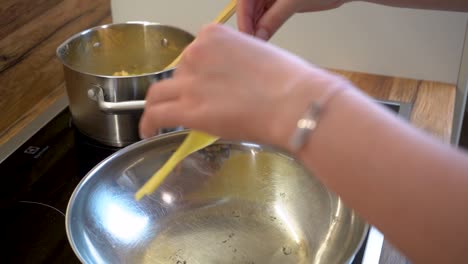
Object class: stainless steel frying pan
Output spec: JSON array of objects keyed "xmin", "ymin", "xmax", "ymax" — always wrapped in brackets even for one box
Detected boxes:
[{"xmin": 66, "ymin": 131, "xmax": 368, "ymax": 263}]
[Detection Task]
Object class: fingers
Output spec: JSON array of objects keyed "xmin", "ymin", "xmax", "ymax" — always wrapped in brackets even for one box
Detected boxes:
[
  {"xmin": 145, "ymin": 79, "xmax": 181, "ymax": 105},
  {"xmin": 255, "ymin": 0, "xmax": 297, "ymax": 40},
  {"xmin": 237, "ymin": 0, "xmax": 256, "ymax": 35},
  {"xmin": 141, "ymin": 78, "xmax": 186, "ymax": 139},
  {"xmin": 139, "ymin": 101, "xmax": 184, "ymax": 139}
]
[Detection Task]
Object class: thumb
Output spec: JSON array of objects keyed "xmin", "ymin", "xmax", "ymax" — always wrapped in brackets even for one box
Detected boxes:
[{"xmin": 255, "ymin": 0, "xmax": 297, "ymax": 40}]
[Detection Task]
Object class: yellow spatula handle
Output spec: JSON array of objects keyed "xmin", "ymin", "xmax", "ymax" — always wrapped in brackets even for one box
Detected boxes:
[
  {"xmin": 164, "ymin": 0, "xmax": 237, "ymax": 70},
  {"xmin": 213, "ymin": 0, "xmax": 237, "ymax": 24}
]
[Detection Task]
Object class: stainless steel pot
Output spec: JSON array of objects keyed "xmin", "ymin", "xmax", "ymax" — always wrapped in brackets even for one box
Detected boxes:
[
  {"xmin": 67, "ymin": 131, "xmax": 368, "ymax": 263},
  {"xmin": 57, "ymin": 22, "xmax": 194, "ymax": 147}
]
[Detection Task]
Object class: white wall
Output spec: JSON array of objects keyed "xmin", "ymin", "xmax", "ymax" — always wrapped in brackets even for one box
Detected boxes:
[{"xmin": 111, "ymin": 0, "xmax": 468, "ymax": 84}]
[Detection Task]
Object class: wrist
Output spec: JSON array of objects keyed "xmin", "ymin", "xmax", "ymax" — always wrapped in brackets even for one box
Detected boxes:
[{"xmin": 270, "ymin": 71, "xmax": 352, "ymax": 153}]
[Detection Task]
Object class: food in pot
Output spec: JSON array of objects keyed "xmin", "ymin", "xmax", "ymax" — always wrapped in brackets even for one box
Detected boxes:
[
  {"xmin": 113, "ymin": 70, "xmax": 130, "ymax": 76},
  {"xmin": 112, "ymin": 70, "xmax": 150, "ymax": 76}
]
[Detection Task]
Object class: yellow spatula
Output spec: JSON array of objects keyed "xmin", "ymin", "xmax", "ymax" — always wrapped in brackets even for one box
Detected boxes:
[
  {"xmin": 135, "ymin": 130, "xmax": 219, "ymax": 200},
  {"xmin": 135, "ymin": 0, "xmax": 237, "ymax": 201}
]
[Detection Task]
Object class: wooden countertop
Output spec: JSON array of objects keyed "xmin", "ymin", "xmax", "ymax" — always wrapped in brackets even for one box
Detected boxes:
[
  {"xmin": 0, "ymin": 0, "xmax": 456, "ymax": 263},
  {"xmin": 0, "ymin": 0, "xmax": 111, "ymax": 148},
  {"xmin": 331, "ymin": 69, "xmax": 455, "ymax": 143}
]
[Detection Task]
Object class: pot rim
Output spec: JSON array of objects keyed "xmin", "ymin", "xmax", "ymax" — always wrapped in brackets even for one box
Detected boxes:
[{"xmin": 56, "ymin": 21, "xmax": 193, "ymax": 78}]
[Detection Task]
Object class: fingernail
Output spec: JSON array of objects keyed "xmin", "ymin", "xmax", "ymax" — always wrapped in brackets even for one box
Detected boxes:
[{"xmin": 255, "ymin": 28, "xmax": 269, "ymax": 40}]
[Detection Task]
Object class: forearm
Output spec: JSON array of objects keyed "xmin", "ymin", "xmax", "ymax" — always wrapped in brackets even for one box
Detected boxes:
[
  {"xmin": 353, "ymin": 0, "xmax": 468, "ymax": 12},
  {"xmin": 290, "ymin": 86, "xmax": 468, "ymax": 263}
]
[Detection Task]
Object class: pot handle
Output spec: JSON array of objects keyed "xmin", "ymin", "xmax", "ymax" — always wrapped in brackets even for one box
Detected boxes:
[{"xmin": 88, "ymin": 86, "xmax": 145, "ymax": 114}]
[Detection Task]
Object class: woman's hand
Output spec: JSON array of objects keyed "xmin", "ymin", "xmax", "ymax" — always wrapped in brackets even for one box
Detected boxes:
[
  {"xmin": 237, "ymin": 0, "xmax": 348, "ymax": 40},
  {"xmin": 139, "ymin": 24, "xmax": 347, "ymax": 149}
]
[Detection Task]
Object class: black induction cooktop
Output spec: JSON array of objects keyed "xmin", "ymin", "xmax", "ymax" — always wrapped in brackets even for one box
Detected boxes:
[
  {"xmin": 0, "ymin": 109, "xmax": 117, "ymax": 263},
  {"xmin": 0, "ymin": 100, "xmax": 411, "ymax": 263}
]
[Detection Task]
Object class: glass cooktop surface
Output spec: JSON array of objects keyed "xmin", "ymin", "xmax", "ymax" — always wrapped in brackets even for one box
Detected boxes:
[{"xmin": 0, "ymin": 100, "xmax": 411, "ymax": 263}]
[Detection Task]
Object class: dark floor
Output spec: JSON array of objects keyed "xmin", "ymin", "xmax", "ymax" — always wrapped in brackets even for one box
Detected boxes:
[{"xmin": 459, "ymin": 113, "xmax": 468, "ymax": 149}]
